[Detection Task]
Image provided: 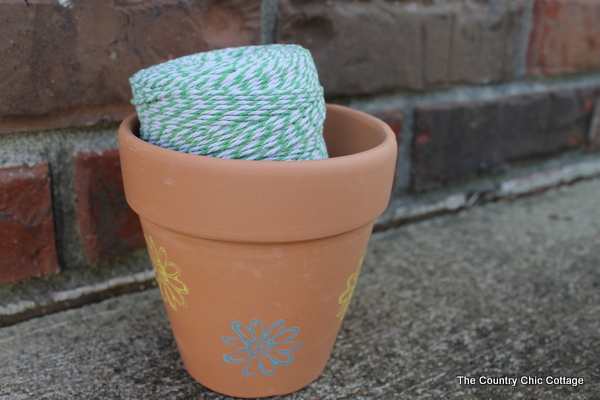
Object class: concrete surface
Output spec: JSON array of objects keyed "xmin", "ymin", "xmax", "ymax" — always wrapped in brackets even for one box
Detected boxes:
[{"xmin": 1, "ymin": 179, "xmax": 599, "ymax": 400}]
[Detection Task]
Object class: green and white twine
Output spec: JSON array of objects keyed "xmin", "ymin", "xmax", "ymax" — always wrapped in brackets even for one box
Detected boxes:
[{"xmin": 129, "ymin": 44, "xmax": 328, "ymax": 161}]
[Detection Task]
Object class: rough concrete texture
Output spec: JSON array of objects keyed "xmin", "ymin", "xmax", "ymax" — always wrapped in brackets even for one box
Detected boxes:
[
  {"xmin": 277, "ymin": 0, "xmax": 525, "ymax": 95},
  {"xmin": 1, "ymin": 178, "xmax": 598, "ymax": 399},
  {"xmin": 0, "ymin": 0, "xmax": 261, "ymax": 133}
]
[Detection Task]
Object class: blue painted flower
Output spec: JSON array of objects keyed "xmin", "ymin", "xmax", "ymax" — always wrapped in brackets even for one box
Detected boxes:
[{"xmin": 221, "ymin": 318, "xmax": 302, "ymax": 377}]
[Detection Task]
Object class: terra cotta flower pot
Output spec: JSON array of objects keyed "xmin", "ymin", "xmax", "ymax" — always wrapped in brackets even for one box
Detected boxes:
[{"xmin": 118, "ymin": 104, "xmax": 397, "ymax": 398}]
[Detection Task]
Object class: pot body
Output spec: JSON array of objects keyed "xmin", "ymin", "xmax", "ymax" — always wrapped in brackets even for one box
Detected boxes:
[{"xmin": 119, "ymin": 104, "xmax": 397, "ymax": 398}]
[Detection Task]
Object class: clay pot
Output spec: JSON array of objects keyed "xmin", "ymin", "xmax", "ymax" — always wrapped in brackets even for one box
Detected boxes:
[{"xmin": 118, "ymin": 104, "xmax": 397, "ymax": 398}]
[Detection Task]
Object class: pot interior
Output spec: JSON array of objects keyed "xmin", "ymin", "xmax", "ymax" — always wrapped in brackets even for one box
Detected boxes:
[
  {"xmin": 322, "ymin": 107, "xmax": 388, "ymax": 158},
  {"xmin": 129, "ymin": 106, "xmax": 387, "ymax": 160}
]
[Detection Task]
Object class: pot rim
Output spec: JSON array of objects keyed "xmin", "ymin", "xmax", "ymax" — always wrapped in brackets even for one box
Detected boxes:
[{"xmin": 119, "ymin": 104, "xmax": 397, "ymax": 243}]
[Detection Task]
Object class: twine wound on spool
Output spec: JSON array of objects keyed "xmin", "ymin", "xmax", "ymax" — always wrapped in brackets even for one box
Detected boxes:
[{"xmin": 129, "ymin": 45, "xmax": 328, "ymax": 161}]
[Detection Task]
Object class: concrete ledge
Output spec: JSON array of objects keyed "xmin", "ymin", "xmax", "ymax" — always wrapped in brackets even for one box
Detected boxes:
[
  {"xmin": 0, "ymin": 250, "xmax": 154, "ymax": 328},
  {"xmin": 1, "ymin": 179, "xmax": 598, "ymax": 399},
  {"xmin": 375, "ymin": 157, "xmax": 600, "ymax": 231},
  {"xmin": 0, "ymin": 270, "xmax": 155, "ymax": 327}
]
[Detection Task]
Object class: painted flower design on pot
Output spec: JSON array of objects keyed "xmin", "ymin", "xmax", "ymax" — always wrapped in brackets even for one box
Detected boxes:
[
  {"xmin": 336, "ymin": 256, "xmax": 364, "ymax": 319},
  {"xmin": 145, "ymin": 235, "xmax": 189, "ymax": 311},
  {"xmin": 222, "ymin": 319, "xmax": 302, "ymax": 377}
]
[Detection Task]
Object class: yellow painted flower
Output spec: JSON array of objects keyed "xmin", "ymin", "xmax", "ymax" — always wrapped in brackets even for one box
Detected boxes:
[
  {"xmin": 336, "ymin": 257, "xmax": 364, "ymax": 319},
  {"xmin": 145, "ymin": 235, "xmax": 189, "ymax": 311}
]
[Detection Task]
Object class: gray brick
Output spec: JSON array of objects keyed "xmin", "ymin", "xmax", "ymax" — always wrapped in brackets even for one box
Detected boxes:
[
  {"xmin": 277, "ymin": 0, "xmax": 525, "ymax": 96},
  {"xmin": 412, "ymin": 89, "xmax": 597, "ymax": 191}
]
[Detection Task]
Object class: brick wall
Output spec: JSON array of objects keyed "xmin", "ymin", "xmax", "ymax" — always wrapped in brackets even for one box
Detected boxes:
[{"xmin": 1, "ymin": 0, "xmax": 599, "ymax": 288}]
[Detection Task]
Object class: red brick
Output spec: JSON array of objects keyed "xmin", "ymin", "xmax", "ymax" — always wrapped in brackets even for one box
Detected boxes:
[
  {"xmin": 371, "ymin": 109, "xmax": 404, "ymax": 140},
  {"xmin": 277, "ymin": 0, "xmax": 525, "ymax": 96},
  {"xmin": 0, "ymin": 0, "xmax": 261, "ymax": 134},
  {"xmin": 74, "ymin": 149, "xmax": 144, "ymax": 263},
  {"xmin": 527, "ymin": 0, "xmax": 600, "ymax": 75},
  {"xmin": 371, "ymin": 109, "xmax": 403, "ymax": 187},
  {"xmin": 0, "ymin": 163, "xmax": 58, "ymax": 284},
  {"xmin": 412, "ymin": 89, "xmax": 597, "ymax": 191}
]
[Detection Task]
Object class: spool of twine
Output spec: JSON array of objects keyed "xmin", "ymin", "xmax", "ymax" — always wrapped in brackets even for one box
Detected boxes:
[{"xmin": 129, "ymin": 44, "xmax": 328, "ymax": 161}]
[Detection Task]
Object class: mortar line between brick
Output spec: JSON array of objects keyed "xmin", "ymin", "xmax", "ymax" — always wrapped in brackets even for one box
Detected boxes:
[
  {"xmin": 588, "ymin": 95, "xmax": 600, "ymax": 145},
  {"xmin": 393, "ymin": 103, "xmax": 416, "ymax": 194},
  {"xmin": 45, "ymin": 161, "xmax": 66, "ymax": 271},
  {"xmin": 331, "ymin": 71, "xmax": 600, "ymax": 114},
  {"xmin": 515, "ymin": 0, "xmax": 536, "ymax": 77},
  {"xmin": 260, "ymin": 0, "xmax": 278, "ymax": 45}
]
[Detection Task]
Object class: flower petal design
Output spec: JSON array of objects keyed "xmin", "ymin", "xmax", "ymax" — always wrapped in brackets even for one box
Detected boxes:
[
  {"xmin": 164, "ymin": 261, "xmax": 181, "ymax": 277},
  {"xmin": 222, "ymin": 337, "xmax": 248, "ymax": 351},
  {"xmin": 158, "ymin": 247, "xmax": 168, "ymax": 271},
  {"xmin": 158, "ymin": 282, "xmax": 170, "ymax": 307},
  {"xmin": 222, "ymin": 318, "xmax": 302, "ymax": 377},
  {"xmin": 145, "ymin": 237, "xmax": 161, "ymax": 269},
  {"xmin": 163, "ymin": 285, "xmax": 180, "ymax": 310},
  {"xmin": 232, "ymin": 321, "xmax": 255, "ymax": 342},
  {"xmin": 250, "ymin": 318, "xmax": 266, "ymax": 340},
  {"xmin": 266, "ymin": 319, "xmax": 285, "ymax": 340},
  {"xmin": 269, "ymin": 351, "xmax": 294, "ymax": 365},
  {"xmin": 272, "ymin": 328, "xmax": 299, "ymax": 344},
  {"xmin": 273, "ymin": 341, "xmax": 302, "ymax": 353},
  {"xmin": 223, "ymin": 351, "xmax": 249, "ymax": 363},
  {"xmin": 336, "ymin": 257, "xmax": 364, "ymax": 319},
  {"xmin": 260, "ymin": 356, "xmax": 276, "ymax": 376},
  {"xmin": 144, "ymin": 235, "xmax": 189, "ymax": 311},
  {"xmin": 243, "ymin": 356, "xmax": 261, "ymax": 376},
  {"xmin": 165, "ymin": 267, "xmax": 189, "ymax": 292}
]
